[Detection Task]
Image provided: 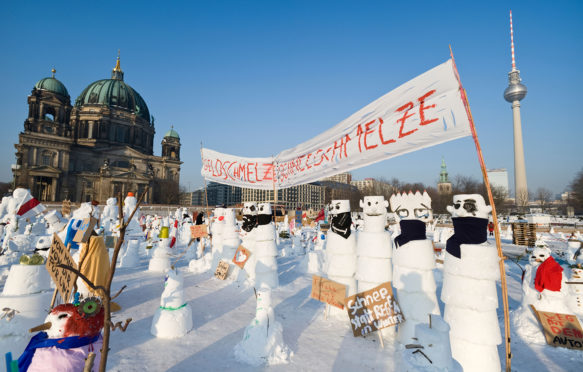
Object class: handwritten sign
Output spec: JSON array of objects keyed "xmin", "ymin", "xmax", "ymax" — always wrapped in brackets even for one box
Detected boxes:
[
  {"xmin": 191, "ymin": 224, "xmax": 209, "ymax": 239},
  {"xmin": 346, "ymin": 282, "xmax": 404, "ymax": 337},
  {"xmin": 61, "ymin": 199, "xmax": 71, "ymax": 216},
  {"xmin": 46, "ymin": 234, "xmax": 77, "ymax": 303},
  {"xmin": 201, "ymin": 59, "xmax": 471, "ymax": 189},
  {"xmin": 310, "ymin": 275, "xmax": 347, "ymax": 309},
  {"xmin": 73, "ymin": 217, "xmax": 97, "ymax": 243},
  {"xmin": 214, "ymin": 260, "xmax": 230, "ymax": 280},
  {"xmin": 232, "ymin": 245, "xmax": 251, "ymax": 269},
  {"xmin": 531, "ymin": 305, "xmax": 583, "ymax": 350}
]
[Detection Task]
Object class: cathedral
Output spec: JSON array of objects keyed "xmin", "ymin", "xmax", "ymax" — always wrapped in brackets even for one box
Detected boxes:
[{"xmin": 12, "ymin": 56, "xmax": 182, "ymax": 204}]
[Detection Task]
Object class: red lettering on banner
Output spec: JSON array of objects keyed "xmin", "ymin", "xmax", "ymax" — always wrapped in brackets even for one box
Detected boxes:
[
  {"xmin": 378, "ymin": 118, "xmax": 395, "ymax": 145},
  {"xmin": 298, "ymin": 155, "xmax": 306, "ymax": 171},
  {"xmin": 255, "ymin": 163, "xmax": 260, "ymax": 182},
  {"xmin": 364, "ymin": 120, "xmax": 377, "ymax": 150},
  {"xmin": 262, "ymin": 163, "xmax": 274, "ymax": 181},
  {"xmin": 227, "ymin": 162, "xmax": 236, "ymax": 180},
  {"xmin": 396, "ymin": 101, "xmax": 417, "ymax": 138},
  {"xmin": 418, "ymin": 90, "xmax": 438, "ymax": 126},
  {"xmin": 356, "ymin": 124, "xmax": 364, "ymax": 153},
  {"xmin": 246, "ymin": 163, "xmax": 255, "ymax": 183},
  {"xmin": 343, "ymin": 134, "xmax": 351, "ymax": 157},
  {"xmin": 306, "ymin": 152, "xmax": 313, "ymax": 169}
]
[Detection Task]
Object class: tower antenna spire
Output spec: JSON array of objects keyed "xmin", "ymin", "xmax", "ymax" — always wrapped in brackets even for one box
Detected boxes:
[{"xmin": 510, "ymin": 10, "xmax": 516, "ymax": 71}]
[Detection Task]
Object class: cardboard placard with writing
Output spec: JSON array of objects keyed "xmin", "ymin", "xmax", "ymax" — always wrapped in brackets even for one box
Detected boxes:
[
  {"xmin": 232, "ymin": 245, "xmax": 251, "ymax": 269},
  {"xmin": 46, "ymin": 234, "xmax": 77, "ymax": 303},
  {"xmin": 214, "ymin": 260, "xmax": 230, "ymax": 280},
  {"xmin": 73, "ymin": 217, "xmax": 97, "ymax": 243},
  {"xmin": 191, "ymin": 224, "xmax": 209, "ymax": 239},
  {"xmin": 531, "ymin": 305, "xmax": 583, "ymax": 350},
  {"xmin": 61, "ymin": 199, "xmax": 71, "ymax": 217},
  {"xmin": 310, "ymin": 275, "xmax": 347, "ymax": 309},
  {"xmin": 345, "ymin": 281, "xmax": 404, "ymax": 337}
]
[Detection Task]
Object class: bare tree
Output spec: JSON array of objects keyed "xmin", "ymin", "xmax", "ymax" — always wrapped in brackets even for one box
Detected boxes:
[
  {"xmin": 569, "ymin": 168, "xmax": 583, "ymax": 213},
  {"xmin": 491, "ymin": 185, "xmax": 509, "ymax": 215},
  {"xmin": 516, "ymin": 189, "xmax": 531, "ymax": 213},
  {"xmin": 534, "ymin": 187, "xmax": 552, "ymax": 212}
]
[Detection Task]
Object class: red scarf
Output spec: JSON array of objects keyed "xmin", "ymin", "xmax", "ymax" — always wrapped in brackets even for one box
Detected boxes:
[{"xmin": 534, "ymin": 256, "xmax": 563, "ymax": 292}]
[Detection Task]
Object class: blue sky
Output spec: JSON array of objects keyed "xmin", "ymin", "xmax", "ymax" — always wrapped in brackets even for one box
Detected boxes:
[{"xmin": 1, "ymin": 1, "xmax": 581, "ymax": 197}]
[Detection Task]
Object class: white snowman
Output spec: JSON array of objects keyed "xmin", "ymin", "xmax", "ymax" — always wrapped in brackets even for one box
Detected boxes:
[
  {"xmin": 254, "ymin": 203, "xmax": 279, "ymax": 289},
  {"xmin": 441, "ymin": 194, "xmax": 501, "ymax": 372},
  {"xmin": 239, "ymin": 202, "xmax": 259, "ymax": 284},
  {"xmin": 151, "ymin": 269, "xmax": 193, "ymax": 338},
  {"xmin": 389, "ymin": 191, "xmax": 440, "ymax": 344}
]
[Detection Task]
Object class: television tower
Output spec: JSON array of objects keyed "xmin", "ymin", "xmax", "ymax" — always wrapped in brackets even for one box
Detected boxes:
[{"xmin": 503, "ymin": 10, "xmax": 528, "ymax": 205}]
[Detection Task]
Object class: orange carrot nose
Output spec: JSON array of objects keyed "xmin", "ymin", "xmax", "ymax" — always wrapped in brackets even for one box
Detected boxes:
[{"xmin": 29, "ymin": 322, "xmax": 52, "ymax": 333}]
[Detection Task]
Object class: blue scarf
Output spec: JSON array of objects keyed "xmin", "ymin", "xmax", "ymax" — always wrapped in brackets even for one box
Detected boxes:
[
  {"xmin": 446, "ymin": 217, "xmax": 488, "ymax": 259},
  {"xmin": 394, "ymin": 220, "xmax": 426, "ymax": 248},
  {"xmin": 18, "ymin": 332, "xmax": 100, "ymax": 372}
]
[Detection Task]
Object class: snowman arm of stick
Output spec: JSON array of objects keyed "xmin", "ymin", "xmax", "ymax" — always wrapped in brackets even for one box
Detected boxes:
[{"xmin": 56, "ymin": 264, "xmax": 106, "ymax": 295}]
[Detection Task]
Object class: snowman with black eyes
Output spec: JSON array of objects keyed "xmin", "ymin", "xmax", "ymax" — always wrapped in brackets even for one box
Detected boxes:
[
  {"xmin": 326, "ymin": 200, "xmax": 357, "ymax": 317},
  {"xmin": 254, "ymin": 203, "xmax": 279, "ymax": 289},
  {"xmin": 239, "ymin": 202, "xmax": 258, "ymax": 285},
  {"xmin": 441, "ymin": 194, "xmax": 502, "ymax": 372},
  {"xmin": 389, "ymin": 191, "xmax": 440, "ymax": 344}
]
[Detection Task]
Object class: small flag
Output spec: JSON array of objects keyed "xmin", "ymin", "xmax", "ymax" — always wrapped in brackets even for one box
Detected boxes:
[{"xmin": 16, "ymin": 194, "xmax": 46, "ymax": 218}]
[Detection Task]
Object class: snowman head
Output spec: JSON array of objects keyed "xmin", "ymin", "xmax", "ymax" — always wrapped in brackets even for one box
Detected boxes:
[
  {"xmin": 213, "ymin": 207, "xmax": 225, "ymax": 222},
  {"xmin": 243, "ymin": 202, "xmax": 258, "ymax": 216},
  {"xmin": 106, "ymin": 197, "xmax": 117, "ymax": 206},
  {"xmin": 390, "ymin": 191, "xmax": 432, "ymax": 222},
  {"xmin": 329, "ymin": 200, "xmax": 350, "ymax": 216},
  {"xmin": 571, "ymin": 267, "xmax": 583, "ymax": 279},
  {"xmin": 164, "ymin": 269, "xmax": 183, "ymax": 292},
  {"xmin": 360, "ymin": 196, "xmax": 388, "ymax": 217},
  {"xmin": 258, "ymin": 203, "xmax": 272, "ymax": 215},
  {"xmin": 529, "ymin": 246, "xmax": 552, "ymax": 265},
  {"xmin": 223, "ymin": 208, "xmax": 236, "ymax": 225},
  {"xmin": 447, "ymin": 194, "xmax": 491, "ymax": 219}
]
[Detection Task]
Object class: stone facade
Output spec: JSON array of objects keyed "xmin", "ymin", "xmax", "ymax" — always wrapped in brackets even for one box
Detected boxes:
[{"xmin": 12, "ymin": 61, "xmax": 181, "ymax": 203}]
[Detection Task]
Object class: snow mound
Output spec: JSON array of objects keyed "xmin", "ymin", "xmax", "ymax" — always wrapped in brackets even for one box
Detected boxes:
[{"xmin": 234, "ymin": 320, "xmax": 291, "ymax": 366}]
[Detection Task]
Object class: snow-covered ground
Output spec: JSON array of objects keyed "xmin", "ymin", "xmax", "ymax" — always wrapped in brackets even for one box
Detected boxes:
[{"xmin": 2, "ymin": 232, "xmax": 583, "ymax": 371}]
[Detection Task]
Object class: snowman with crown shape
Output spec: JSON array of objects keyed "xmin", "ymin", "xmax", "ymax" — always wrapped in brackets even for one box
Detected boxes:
[{"xmin": 389, "ymin": 191, "xmax": 440, "ymax": 344}]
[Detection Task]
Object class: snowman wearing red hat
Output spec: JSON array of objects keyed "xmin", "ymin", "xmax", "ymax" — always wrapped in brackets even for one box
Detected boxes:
[{"xmin": 18, "ymin": 298, "xmax": 104, "ymax": 372}]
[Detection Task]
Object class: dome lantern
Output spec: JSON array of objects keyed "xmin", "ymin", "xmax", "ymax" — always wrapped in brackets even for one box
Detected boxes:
[{"xmin": 111, "ymin": 51, "xmax": 124, "ymax": 81}]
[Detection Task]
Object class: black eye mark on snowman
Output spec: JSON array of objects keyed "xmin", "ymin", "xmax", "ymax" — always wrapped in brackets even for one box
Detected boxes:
[
  {"xmin": 454, "ymin": 199, "xmax": 477, "ymax": 215},
  {"xmin": 250, "ymin": 205, "xmax": 256, "ymax": 212},
  {"xmin": 58, "ymin": 313, "xmax": 69, "ymax": 319}
]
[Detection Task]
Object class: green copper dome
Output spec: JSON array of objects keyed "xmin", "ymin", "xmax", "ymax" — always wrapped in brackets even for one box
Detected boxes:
[
  {"xmin": 164, "ymin": 128, "xmax": 180, "ymax": 139},
  {"xmin": 74, "ymin": 79, "xmax": 150, "ymax": 122},
  {"xmin": 34, "ymin": 77, "xmax": 69, "ymax": 97}
]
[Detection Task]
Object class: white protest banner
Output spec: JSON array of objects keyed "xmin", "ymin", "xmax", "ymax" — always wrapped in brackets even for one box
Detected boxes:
[
  {"xmin": 201, "ymin": 59, "xmax": 471, "ymax": 189},
  {"xmin": 201, "ymin": 148, "xmax": 275, "ymax": 190}
]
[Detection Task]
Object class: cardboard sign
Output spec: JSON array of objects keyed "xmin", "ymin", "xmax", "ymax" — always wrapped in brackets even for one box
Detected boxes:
[
  {"xmin": 310, "ymin": 275, "xmax": 347, "ymax": 309},
  {"xmin": 214, "ymin": 260, "xmax": 230, "ymax": 280},
  {"xmin": 191, "ymin": 224, "xmax": 208, "ymax": 239},
  {"xmin": 73, "ymin": 217, "xmax": 97, "ymax": 243},
  {"xmin": 346, "ymin": 282, "xmax": 404, "ymax": 337},
  {"xmin": 232, "ymin": 245, "xmax": 251, "ymax": 269},
  {"xmin": 46, "ymin": 234, "xmax": 77, "ymax": 303},
  {"xmin": 531, "ymin": 305, "xmax": 583, "ymax": 350},
  {"xmin": 61, "ymin": 199, "xmax": 71, "ymax": 216}
]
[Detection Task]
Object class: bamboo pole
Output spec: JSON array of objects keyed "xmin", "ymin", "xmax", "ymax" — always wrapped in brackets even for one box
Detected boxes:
[
  {"xmin": 201, "ymin": 143, "xmax": 211, "ymax": 253},
  {"xmin": 450, "ymin": 46, "xmax": 512, "ymax": 371}
]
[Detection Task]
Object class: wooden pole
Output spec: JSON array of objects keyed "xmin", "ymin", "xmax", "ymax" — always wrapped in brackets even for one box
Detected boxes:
[
  {"xmin": 200, "ymin": 143, "xmax": 211, "ymax": 252},
  {"xmin": 450, "ymin": 46, "xmax": 512, "ymax": 371}
]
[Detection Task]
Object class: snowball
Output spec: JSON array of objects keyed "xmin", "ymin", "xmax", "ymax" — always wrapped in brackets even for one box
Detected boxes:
[
  {"xmin": 392, "ymin": 266, "xmax": 436, "ymax": 293},
  {"xmin": 151, "ymin": 304, "xmax": 193, "ymax": 339},
  {"xmin": 326, "ymin": 253, "xmax": 357, "ymax": 277},
  {"xmin": 2, "ymin": 264, "xmax": 52, "ymax": 296},
  {"xmin": 355, "ymin": 257, "xmax": 391, "ymax": 283},
  {"xmin": 444, "ymin": 306, "xmax": 501, "ymax": 345},
  {"xmin": 356, "ymin": 231, "xmax": 392, "ymax": 258},
  {"xmin": 326, "ymin": 233, "xmax": 357, "ymax": 255},
  {"xmin": 393, "ymin": 239, "xmax": 435, "ymax": 270},
  {"xmin": 443, "ymin": 247, "xmax": 500, "ymax": 281},
  {"xmin": 441, "ymin": 273, "xmax": 499, "ymax": 310}
]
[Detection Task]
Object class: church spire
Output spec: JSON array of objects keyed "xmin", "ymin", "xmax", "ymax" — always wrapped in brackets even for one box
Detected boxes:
[
  {"xmin": 439, "ymin": 157, "xmax": 449, "ymax": 183},
  {"xmin": 111, "ymin": 50, "xmax": 124, "ymax": 80}
]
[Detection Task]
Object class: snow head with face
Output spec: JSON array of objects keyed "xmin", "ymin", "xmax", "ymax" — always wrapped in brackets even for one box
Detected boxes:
[
  {"xmin": 258, "ymin": 203, "xmax": 272, "ymax": 215},
  {"xmin": 243, "ymin": 202, "xmax": 258, "ymax": 216},
  {"xmin": 223, "ymin": 208, "xmax": 237, "ymax": 226},
  {"xmin": 529, "ymin": 246, "xmax": 552, "ymax": 266},
  {"xmin": 161, "ymin": 269, "xmax": 185, "ymax": 308},
  {"xmin": 329, "ymin": 200, "xmax": 350, "ymax": 216},
  {"xmin": 390, "ymin": 191, "xmax": 432, "ymax": 222},
  {"xmin": 360, "ymin": 196, "xmax": 388, "ymax": 217},
  {"xmin": 446, "ymin": 194, "xmax": 491, "ymax": 219},
  {"xmin": 213, "ymin": 207, "xmax": 226, "ymax": 222},
  {"xmin": 42, "ymin": 300, "xmax": 104, "ymax": 339}
]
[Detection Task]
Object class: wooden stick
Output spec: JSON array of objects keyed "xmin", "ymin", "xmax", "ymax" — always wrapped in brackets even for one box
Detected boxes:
[
  {"xmin": 83, "ymin": 352, "xmax": 96, "ymax": 372},
  {"xmin": 450, "ymin": 46, "xmax": 512, "ymax": 371},
  {"xmin": 98, "ymin": 188, "xmax": 148, "ymax": 372},
  {"xmin": 49, "ymin": 288, "xmax": 59, "ymax": 309},
  {"xmin": 377, "ymin": 329, "xmax": 385, "ymax": 349},
  {"xmin": 324, "ymin": 304, "xmax": 329, "ymax": 320}
]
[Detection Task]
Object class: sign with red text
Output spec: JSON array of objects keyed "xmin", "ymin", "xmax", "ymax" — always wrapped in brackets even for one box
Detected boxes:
[
  {"xmin": 346, "ymin": 282, "xmax": 404, "ymax": 337},
  {"xmin": 73, "ymin": 217, "xmax": 97, "ymax": 243},
  {"xmin": 531, "ymin": 305, "xmax": 583, "ymax": 350},
  {"xmin": 310, "ymin": 275, "xmax": 347, "ymax": 309},
  {"xmin": 190, "ymin": 224, "xmax": 209, "ymax": 239},
  {"xmin": 232, "ymin": 245, "xmax": 251, "ymax": 269},
  {"xmin": 202, "ymin": 59, "xmax": 471, "ymax": 189}
]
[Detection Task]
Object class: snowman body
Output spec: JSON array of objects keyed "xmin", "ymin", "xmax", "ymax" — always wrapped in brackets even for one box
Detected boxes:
[{"xmin": 151, "ymin": 270, "xmax": 193, "ymax": 338}]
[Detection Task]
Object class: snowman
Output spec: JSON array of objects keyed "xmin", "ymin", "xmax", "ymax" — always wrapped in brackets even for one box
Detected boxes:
[
  {"xmin": 234, "ymin": 285, "xmax": 290, "ymax": 365},
  {"xmin": 254, "ymin": 203, "xmax": 279, "ymax": 289},
  {"xmin": 18, "ymin": 299, "xmax": 105, "ymax": 372},
  {"xmin": 441, "ymin": 194, "xmax": 501, "ymax": 372},
  {"xmin": 356, "ymin": 195, "xmax": 392, "ymax": 292},
  {"xmin": 568, "ymin": 267, "xmax": 583, "ymax": 315},
  {"xmin": 389, "ymin": 191, "xmax": 440, "ymax": 344},
  {"xmin": 148, "ymin": 227, "xmax": 172, "ymax": 272},
  {"xmin": 326, "ymin": 200, "xmax": 356, "ymax": 317},
  {"xmin": 210, "ymin": 207, "xmax": 226, "ymax": 270},
  {"xmin": 101, "ymin": 197, "xmax": 118, "ymax": 234},
  {"xmin": 151, "ymin": 269, "xmax": 193, "ymax": 338},
  {"xmin": 239, "ymin": 202, "xmax": 259, "ymax": 284}
]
